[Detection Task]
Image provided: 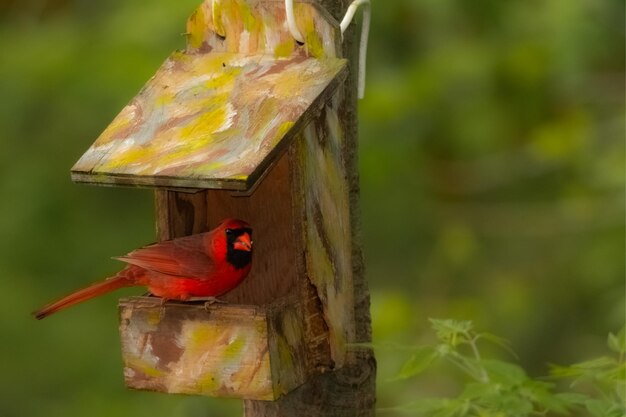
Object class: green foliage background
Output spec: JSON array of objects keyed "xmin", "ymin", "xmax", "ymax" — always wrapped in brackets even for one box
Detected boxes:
[{"xmin": 0, "ymin": 1, "xmax": 623, "ymax": 416}]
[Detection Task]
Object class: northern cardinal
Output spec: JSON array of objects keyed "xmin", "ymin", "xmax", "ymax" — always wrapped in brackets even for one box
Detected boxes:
[{"xmin": 34, "ymin": 218, "xmax": 253, "ymax": 320}]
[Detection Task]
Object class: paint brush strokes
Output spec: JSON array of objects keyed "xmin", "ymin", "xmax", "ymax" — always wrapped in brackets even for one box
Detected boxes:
[
  {"xmin": 72, "ymin": 52, "xmax": 346, "ymax": 190},
  {"xmin": 187, "ymin": 0, "xmax": 340, "ymax": 58},
  {"xmin": 119, "ymin": 298, "xmax": 308, "ymax": 400}
]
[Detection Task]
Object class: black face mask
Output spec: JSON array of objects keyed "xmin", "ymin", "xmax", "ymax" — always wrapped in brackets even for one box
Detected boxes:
[{"xmin": 225, "ymin": 227, "xmax": 253, "ymax": 269}]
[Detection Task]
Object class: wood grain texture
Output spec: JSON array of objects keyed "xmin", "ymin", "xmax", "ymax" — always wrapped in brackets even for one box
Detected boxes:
[
  {"xmin": 205, "ymin": 151, "xmax": 300, "ymax": 306},
  {"xmin": 119, "ymin": 296, "xmax": 310, "ymax": 400},
  {"xmin": 293, "ymin": 87, "xmax": 354, "ymax": 368},
  {"xmin": 72, "ymin": 52, "xmax": 347, "ymax": 191},
  {"xmin": 155, "ymin": 151, "xmax": 302, "ymax": 306},
  {"xmin": 155, "ymin": 189, "xmax": 209, "ymax": 240}
]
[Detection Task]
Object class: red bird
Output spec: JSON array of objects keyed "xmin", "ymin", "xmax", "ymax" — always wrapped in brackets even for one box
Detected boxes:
[{"xmin": 34, "ymin": 218, "xmax": 253, "ymax": 320}]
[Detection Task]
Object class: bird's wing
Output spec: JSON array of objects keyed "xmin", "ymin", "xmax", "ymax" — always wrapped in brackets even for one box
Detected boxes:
[{"xmin": 114, "ymin": 234, "xmax": 215, "ymax": 279}]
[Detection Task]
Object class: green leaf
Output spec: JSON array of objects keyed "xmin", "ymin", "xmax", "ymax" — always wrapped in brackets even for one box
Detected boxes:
[
  {"xmin": 608, "ymin": 326, "xmax": 626, "ymax": 354},
  {"xmin": 434, "ymin": 399, "xmax": 471, "ymax": 417},
  {"xmin": 616, "ymin": 378, "xmax": 626, "ymax": 402},
  {"xmin": 553, "ymin": 392, "xmax": 589, "ymax": 407},
  {"xmin": 391, "ymin": 398, "xmax": 455, "ymax": 413},
  {"xmin": 453, "ymin": 357, "xmax": 491, "ymax": 382},
  {"xmin": 459, "ymin": 382, "xmax": 496, "ymax": 401},
  {"xmin": 392, "ymin": 346, "xmax": 439, "ymax": 380},
  {"xmin": 429, "ymin": 318, "xmax": 474, "ymax": 347},
  {"xmin": 584, "ymin": 398, "xmax": 626, "ymax": 417},
  {"xmin": 549, "ymin": 364, "xmax": 585, "ymax": 379},
  {"xmin": 550, "ymin": 356, "xmax": 619, "ymax": 383},
  {"xmin": 481, "ymin": 359, "xmax": 528, "ymax": 385},
  {"xmin": 349, "ymin": 341, "xmax": 417, "ymax": 351},
  {"xmin": 520, "ymin": 380, "xmax": 569, "ymax": 414},
  {"xmin": 389, "ymin": 398, "xmax": 473, "ymax": 417},
  {"xmin": 475, "ymin": 389, "xmax": 534, "ymax": 416},
  {"xmin": 572, "ymin": 356, "xmax": 618, "ymax": 370},
  {"xmin": 477, "ymin": 332, "xmax": 518, "ymax": 359}
]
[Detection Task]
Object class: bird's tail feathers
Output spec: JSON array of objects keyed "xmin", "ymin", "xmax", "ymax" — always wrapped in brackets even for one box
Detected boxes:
[{"xmin": 34, "ymin": 272, "xmax": 134, "ymax": 320}]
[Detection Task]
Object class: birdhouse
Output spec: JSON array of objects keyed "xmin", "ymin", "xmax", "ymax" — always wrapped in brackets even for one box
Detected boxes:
[{"xmin": 72, "ymin": 0, "xmax": 359, "ymax": 401}]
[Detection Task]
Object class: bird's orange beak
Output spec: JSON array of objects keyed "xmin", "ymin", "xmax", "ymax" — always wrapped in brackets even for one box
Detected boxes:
[{"xmin": 233, "ymin": 232, "xmax": 252, "ymax": 252}]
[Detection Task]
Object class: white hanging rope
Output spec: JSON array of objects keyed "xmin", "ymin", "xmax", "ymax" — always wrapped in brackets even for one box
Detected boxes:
[
  {"xmin": 285, "ymin": 0, "xmax": 305, "ymax": 43},
  {"xmin": 285, "ymin": 0, "xmax": 371, "ymax": 99},
  {"xmin": 340, "ymin": 0, "xmax": 370, "ymax": 99}
]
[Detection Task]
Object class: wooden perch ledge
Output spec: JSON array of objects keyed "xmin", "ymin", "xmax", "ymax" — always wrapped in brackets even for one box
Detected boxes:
[{"xmin": 119, "ymin": 296, "xmax": 312, "ymax": 400}]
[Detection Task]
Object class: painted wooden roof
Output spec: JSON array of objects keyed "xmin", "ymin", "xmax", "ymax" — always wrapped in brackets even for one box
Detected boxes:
[{"xmin": 72, "ymin": 52, "xmax": 347, "ymax": 190}]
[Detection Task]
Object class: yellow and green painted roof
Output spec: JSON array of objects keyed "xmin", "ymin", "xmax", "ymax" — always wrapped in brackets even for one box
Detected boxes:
[{"xmin": 72, "ymin": 52, "xmax": 346, "ymax": 191}]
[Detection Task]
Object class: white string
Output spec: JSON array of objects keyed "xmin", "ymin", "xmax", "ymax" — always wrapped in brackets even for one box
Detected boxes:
[
  {"xmin": 285, "ymin": 0, "xmax": 305, "ymax": 43},
  {"xmin": 284, "ymin": 0, "xmax": 370, "ymax": 99},
  {"xmin": 340, "ymin": 0, "xmax": 370, "ymax": 99}
]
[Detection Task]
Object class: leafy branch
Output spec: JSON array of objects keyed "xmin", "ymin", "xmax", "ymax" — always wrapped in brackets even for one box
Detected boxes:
[{"xmin": 381, "ymin": 319, "xmax": 626, "ymax": 417}]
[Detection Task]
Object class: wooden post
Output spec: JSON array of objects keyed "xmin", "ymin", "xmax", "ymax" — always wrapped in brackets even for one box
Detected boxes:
[{"xmin": 154, "ymin": 1, "xmax": 375, "ymax": 415}]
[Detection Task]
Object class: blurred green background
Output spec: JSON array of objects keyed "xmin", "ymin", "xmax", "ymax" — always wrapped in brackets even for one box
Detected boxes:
[{"xmin": 0, "ymin": 0, "xmax": 623, "ymax": 416}]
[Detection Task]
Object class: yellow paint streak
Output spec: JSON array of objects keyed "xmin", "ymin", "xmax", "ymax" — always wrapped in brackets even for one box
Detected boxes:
[
  {"xmin": 273, "ymin": 67, "xmax": 311, "ymax": 99},
  {"xmin": 276, "ymin": 338, "xmax": 295, "ymax": 371},
  {"xmin": 199, "ymin": 161, "xmax": 225, "ymax": 172},
  {"xmin": 300, "ymin": 5, "xmax": 325, "ymax": 59},
  {"xmin": 197, "ymin": 53, "xmax": 233, "ymax": 75},
  {"xmin": 226, "ymin": 173, "xmax": 248, "ymax": 181},
  {"xmin": 223, "ymin": 335, "xmax": 246, "ymax": 359},
  {"xmin": 198, "ymin": 372, "xmax": 221, "ymax": 392},
  {"xmin": 186, "ymin": 324, "xmax": 223, "ymax": 352},
  {"xmin": 202, "ymin": 66, "xmax": 242, "ymax": 90},
  {"xmin": 97, "ymin": 107, "xmax": 134, "ymax": 144},
  {"xmin": 273, "ymin": 121, "xmax": 295, "ymax": 145},
  {"xmin": 212, "ymin": 0, "xmax": 226, "ymax": 38},
  {"xmin": 281, "ymin": 309, "xmax": 301, "ymax": 346},
  {"xmin": 274, "ymin": 40, "xmax": 294, "ymax": 58},
  {"xmin": 155, "ymin": 92, "xmax": 174, "ymax": 107},
  {"xmin": 126, "ymin": 358, "xmax": 165, "ymax": 378},
  {"xmin": 170, "ymin": 50, "xmax": 194, "ymax": 66},
  {"xmin": 102, "ymin": 145, "xmax": 155, "ymax": 170},
  {"xmin": 146, "ymin": 309, "xmax": 162, "ymax": 326},
  {"xmin": 187, "ymin": 7, "xmax": 206, "ymax": 49},
  {"xmin": 230, "ymin": 343, "xmax": 272, "ymax": 397},
  {"xmin": 179, "ymin": 104, "xmax": 226, "ymax": 141},
  {"xmin": 239, "ymin": 1, "xmax": 257, "ymax": 32}
]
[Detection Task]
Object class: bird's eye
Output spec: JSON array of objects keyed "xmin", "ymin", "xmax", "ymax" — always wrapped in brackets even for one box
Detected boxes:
[{"xmin": 225, "ymin": 228, "xmax": 233, "ymax": 235}]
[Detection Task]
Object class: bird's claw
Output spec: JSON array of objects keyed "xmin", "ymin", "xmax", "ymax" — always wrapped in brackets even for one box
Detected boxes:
[
  {"xmin": 187, "ymin": 296, "xmax": 227, "ymax": 304},
  {"xmin": 184, "ymin": 296, "xmax": 228, "ymax": 312}
]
